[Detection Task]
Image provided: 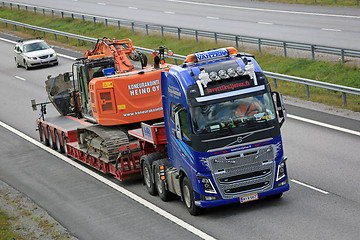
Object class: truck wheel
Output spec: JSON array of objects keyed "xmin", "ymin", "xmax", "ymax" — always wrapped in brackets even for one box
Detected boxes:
[
  {"xmin": 154, "ymin": 166, "xmax": 170, "ymax": 201},
  {"xmin": 40, "ymin": 125, "xmax": 49, "ymax": 146},
  {"xmin": 55, "ymin": 131, "xmax": 64, "ymax": 153},
  {"xmin": 182, "ymin": 177, "xmax": 202, "ymax": 216},
  {"xmin": 47, "ymin": 127, "xmax": 56, "ymax": 150},
  {"xmin": 62, "ymin": 133, "xmax": 68, "ymax": 156},
  {"xmin": 143, "ymin": 161, "xmax": 156, "ymax": 195}
]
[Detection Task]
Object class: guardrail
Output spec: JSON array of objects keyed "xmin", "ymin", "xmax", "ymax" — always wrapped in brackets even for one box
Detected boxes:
[
  {"xmin": 2, "ymin": 1, "xmax": 360, "ymax": 64},
  {"xmin": 1, "ymin": 17, "xmax": 359, "ymax": 107}
]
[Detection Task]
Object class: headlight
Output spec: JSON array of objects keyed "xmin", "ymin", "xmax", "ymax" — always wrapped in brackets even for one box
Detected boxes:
[
  {"xmin": 218, "ymin": 69, "xmax": 229, "ymax": 79},
  {"xmin": 51, "ymin": 53, "xmax": 57, "ymax": 57},
  {"xmin": 199, "ymin": 177, "xmax": 217, "ymax": 194},
  {"xmin": 227, "ymin": 68, "xmax": 237, "ymax": 77},
  {"xmin": 209, "ymin": 71, "xmax": 219, "ymax": 81},
  {"xmin": 276, "ymin": 160, "xmax": 287, "ymax": 181},
  {"xmin": 236, "ymin": 67, "xmax": 245, "ymax": 75}
]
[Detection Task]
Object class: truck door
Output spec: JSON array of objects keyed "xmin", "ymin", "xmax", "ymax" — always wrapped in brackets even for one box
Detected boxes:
[{"xmin": 172, "ymin": 105, "xmax": 194, "ymax": 171}]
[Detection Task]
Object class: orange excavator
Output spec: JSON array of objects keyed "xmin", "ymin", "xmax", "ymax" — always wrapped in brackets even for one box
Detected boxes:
[{"xmin": 39, "ymin": 37, "xmax": 173, "ymax": 162}]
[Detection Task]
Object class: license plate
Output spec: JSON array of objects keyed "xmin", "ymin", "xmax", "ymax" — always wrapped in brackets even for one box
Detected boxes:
[{"xmin": 240, "ymin": 193, "xmax": 258, "ymax": 203}]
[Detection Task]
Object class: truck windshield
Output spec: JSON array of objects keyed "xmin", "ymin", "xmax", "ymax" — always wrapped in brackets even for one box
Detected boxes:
[{"xmin": 190, "ymin": 92, "xmax": 276, "ymax": 134}]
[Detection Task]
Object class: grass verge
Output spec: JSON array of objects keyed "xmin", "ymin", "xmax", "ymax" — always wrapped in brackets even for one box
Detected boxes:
[
  {"xmin": 0, "ymin": 210, "xmax": 24, "ymax": 240},
  {"xmin": 0, "ymin": 6, "xmax": 359, "ymax": 112}
]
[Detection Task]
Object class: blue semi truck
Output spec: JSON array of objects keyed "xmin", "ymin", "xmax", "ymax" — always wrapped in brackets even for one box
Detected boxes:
[
  {"xmin": 35, "ymin": 45, "xmax": 289, "ymax": 215},
  {"xmin": 135, "ymin": 47, "xmax": 289, "ymax": 215}
]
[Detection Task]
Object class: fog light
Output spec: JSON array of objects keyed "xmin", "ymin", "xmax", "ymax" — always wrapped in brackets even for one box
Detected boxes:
[{"xmin": 276, "ymin": 179, "xmax": 288, "ymax": 188}]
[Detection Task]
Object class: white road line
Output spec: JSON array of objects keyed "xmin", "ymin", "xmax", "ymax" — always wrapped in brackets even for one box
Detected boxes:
[
  {"xmin": 164, "ymin": 11, "xmax": 175, "ymax": 14},
  {"xmin": 14, "ymin": 76, "xmax": 26, "ymax": 81},
  {"xmin": 0, "ymin": 120, "xmax": 216, "ymax": 240},
  {"xmin": 168, "ymin": 0, "xmax": 360, "ymax": 19},
  {"xmin": 287, "ymin": 114, "xmax": 360, "ymax": 137},
  {"xmin": 258, "ymin": 22, "xmax": 273, "ymax": 25},
  {"xmin": 128, "ymin": 6, "xmax": 138, "ymax": 10},
  {"xmin": 97, "ymin": 2, "xmax": 106, "ymax": 5},
  {"xmin": 291, "ymin": 179, "xmax": 329, "ymax": 194},
  {"xmin": 321, "ymin": 28, "xmax": 342, "ymax": 32},
  {"xmin": 206, "ymin": 16, "xmax": 219, "ymax": 20}
]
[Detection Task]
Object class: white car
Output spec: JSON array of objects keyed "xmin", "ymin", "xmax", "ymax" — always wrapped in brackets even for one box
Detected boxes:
[{"xmin": 14, "ymin": 39, "xmax": 58, "ymax": 70}]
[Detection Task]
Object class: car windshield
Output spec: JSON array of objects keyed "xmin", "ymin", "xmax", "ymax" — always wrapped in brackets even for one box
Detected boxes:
[
  {"xmin": 23, "ymin": 41, "xmax": 50, "ymax": 53},
  {"xmin": 190, "ymin": 92, "xmax": 277, "ymax": 134}
]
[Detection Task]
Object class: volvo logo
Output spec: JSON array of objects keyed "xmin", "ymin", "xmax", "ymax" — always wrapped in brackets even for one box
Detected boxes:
[{"xmin": 226, "ymin": 132, "xmax": 255, "ymax": 147}]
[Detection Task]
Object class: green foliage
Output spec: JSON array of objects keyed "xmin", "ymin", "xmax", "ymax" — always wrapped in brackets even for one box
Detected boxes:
[
  {"xmin": 0, "ymin": 210, "xmax": 24, "ymax": 240},
  {"xmin": 257, "ymin": 0, "xmax": 359, "ymax": 7}
]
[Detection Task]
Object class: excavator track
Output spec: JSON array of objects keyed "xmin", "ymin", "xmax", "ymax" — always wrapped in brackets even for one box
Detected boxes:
[{"xmin": 77, "ymin": 125, "xmax": 130, "ymax": 163}]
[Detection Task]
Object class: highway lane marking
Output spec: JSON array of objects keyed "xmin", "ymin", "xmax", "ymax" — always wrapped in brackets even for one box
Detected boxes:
[
  {"xmin": 164, "ymin": 11, "xmax": 175, "ymax": 14},
  {"xmin": 258, "ymin": 22, "xmax": 273, "ymax": 25},
  {"xmin": 14, "ymin": 76, "xmax": 26, "ymax": 81},
  {"xmin": 98, "ymin": 2, "xmax": 106, "ymax": 5},
  {"xmin": 0, "ymin": 120, "xmax": 216, "ymax": 240},
  {"xmin": 321, "ymin": 28, "xmax": 342, "ymax": 32},
  {"xmin": 0, "ymin": 37, "xmax": 358, "ymax": 137},
  {"xmin": 206, "ymin": 16, "xmax": 219, "ymax": 20},
  {"xmin": 291, "ymin": 179, "xmax": 329, "ymax": 194},
  {"xmin": 287, "ymin": 114, "xmax": 360, "ymax": 137},
  {"xmin": 128, "ymin": 6, "xmax": 138, "ymax": 10},
  {"xmin": 168, "ymin": 0, "xmax": 360, "ymax": 19}
]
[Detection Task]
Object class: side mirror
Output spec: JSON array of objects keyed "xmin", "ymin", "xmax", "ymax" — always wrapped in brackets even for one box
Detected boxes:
[
  {"xmin": 272, "ymin": 91, "xmax": 286, "ymax": 127},
  {"xmin": 174, "ymin": 111, "xmax": 182, "ymax": 140}
]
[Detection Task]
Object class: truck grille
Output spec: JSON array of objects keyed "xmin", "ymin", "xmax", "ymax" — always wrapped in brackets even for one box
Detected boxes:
[{"xmin": 208, "ymin": 145, "xmax": 276, "ymax": 199}]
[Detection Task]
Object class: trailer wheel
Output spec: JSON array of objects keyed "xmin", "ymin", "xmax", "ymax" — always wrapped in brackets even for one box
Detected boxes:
[
  {"xmin": 62, "ymin": 133, "xmax": 68, "ymax": 156},
  {"xmin": 154, "ymin": 166, "xmax": 170, "ymax": 202},
  {"xmin": 182, "ymin": 177, "xmax": 202, "ymax": 216},
  {"xmin": 143, "ymin": 161, "xmax": 156, "ymax": 195},
  {"xmin": 40, "ymin": 125, "xmax": 49, "ymax": 146},
  {"xmin": 47, "ymin": 127, "xmax": 56, "ymax": 150},
  {"xmin": 55, "ymin": 131, "xmax": 64, "ymax": 153}
]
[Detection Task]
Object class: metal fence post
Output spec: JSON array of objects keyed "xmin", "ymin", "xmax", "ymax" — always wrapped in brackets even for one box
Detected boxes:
[
  {"xmin": 235, "ymin": 36, "xmax": 238, "ymax": 49},
  {"xmin": 105, "ymin": 19, "xmax": 108, "ymax": 27},
  {"xmin": 52, "ymin": 10, "xmax": 54, "ymax": 18},
  {"xmin": 342, "ymin": 92, "xmax": 347, "ymax": 106},
  {"xmin": 131, "ymin": 22, "xmax": 134, "ymax": 34},
  {"xmin": 54, "ymin": 33, "xmax": 57, "ymax": 40},
  {"xmin": 17, "ymin": 4, "xmax": 20, "ymax": 11},
  {"xmin": 93, "ymin": 17, "xmax": 96, "ymax": 24},
  {"xmin": 10, "ymin": 2, "xmax": 12, "ymax": 10},
  {"xmin": 43, "ymin": 8, "xmax": 45, "ymax": 16},
  {"xmin": 146, "ymin": 24, "xmax": 148, "ymax": 35},
  {"xmin": 306, "ymin": 85, "xmax": 310, "ymax": 98},
  {"xmin": 66, "ymin": 36, "xmax": 68, "ymax": 43},
  {"xmin": 72, "ymin": 14, "xmax": 74, "ymax": 20},
  {"xmin": 258, "ymin": 38, "xmax": 262, "ymax": 53},
  {"xmin": 195, "ymin": 30, "xmax": 198, "ymax": 42},
  {"xmin": 118, "ymin": 20, "xmax": 120, "ymax": 30},
  {"xmin": 34, "ymin": 7, "xmax": 36, "ymax": 15},
  {"xmin": 311, "ymin": 45, "xmax": 315, "ymax": 60},
  {"xmin": 178, "ymin": 28, "xmax": 181, "ymax": 40},
  {"xmin": 341, "ymin": 49, "xmax": 345, "ymax": 63},
  {"xmin": 283, "ymin": 42, "xmax": 287, "ymax": 57},
  {"xmin": 214, "ymin": 32, "xmax": 217, "ymax": 45},
  {"xmin": 82, "ymin": 15, "xmax": 85, "ymax": 22},
  {"xmin": 273, "ymin": 78, "xmax": 278, "ymax": 88},
  {"xmin": 25, "ymin": 6, "xmax": 28, "ymax": 13},
  {"xmin": 61, "ymin": 12, "xmax": 64, "ymax": 19},
  {"xmin": 161, "ymin": 26, "xmax": 164, "ymax": 37}
]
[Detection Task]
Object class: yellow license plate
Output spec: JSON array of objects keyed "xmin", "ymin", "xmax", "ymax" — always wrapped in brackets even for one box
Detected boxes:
[{"xmin": 240, "ymin": 193, "xmax": 258, "ymax": 203}]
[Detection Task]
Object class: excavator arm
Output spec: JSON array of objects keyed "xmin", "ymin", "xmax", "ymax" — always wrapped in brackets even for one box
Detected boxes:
[{"xmin": 84, "ymin": 38, "xmax": 147, "ymax": 73}]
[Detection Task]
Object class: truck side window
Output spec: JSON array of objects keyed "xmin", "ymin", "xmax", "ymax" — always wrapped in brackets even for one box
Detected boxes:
[{"xmin": 179, "ymin": 108, "xmax": 191, "ymax": 142}]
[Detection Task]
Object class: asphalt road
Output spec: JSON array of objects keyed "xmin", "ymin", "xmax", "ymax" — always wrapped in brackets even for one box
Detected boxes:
[
  {"xmin": 6, "ymin": 0, "xmax": 360, "ymax": 50},
  {"xmin": 1, "ymin": 33, "xmax": 360, "ymax": 239}
]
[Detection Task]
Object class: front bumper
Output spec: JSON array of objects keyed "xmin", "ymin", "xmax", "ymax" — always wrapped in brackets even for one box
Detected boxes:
[
  {"xmin": 196, "ymin": 181, "xmax": 289, "ymax": 208},
  {"xmin": 27, "ymin": 56, "xmax": 58, "ymax": 67}
]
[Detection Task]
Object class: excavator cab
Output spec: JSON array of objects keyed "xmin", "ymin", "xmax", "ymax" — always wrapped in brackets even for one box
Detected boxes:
[{"xmin": 73, "ymin": 56, "xmax": 115, "ymax": 122}]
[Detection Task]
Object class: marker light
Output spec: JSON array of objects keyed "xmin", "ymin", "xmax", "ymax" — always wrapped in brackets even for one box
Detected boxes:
[
  {"xmin": 227, "ymin": 68, "xmax": 236, "ymax": 77},
  {"xmin": 218, "ymin": 69, "xmax": 229, "ymax": 79},
  {"xmin": 236, "ymin": 67, "xmax": 245, "ymax": 75},
  {"xmin": 209, "ymin": 71, "xmax": 220, "ymax": 81},
  {"xmin": 185, "ymin": 54, "xmax": 197, "ymax": 63},
  {"xmin": 227, "ymin": 47, "xmax": 238, "ymax": 55}
]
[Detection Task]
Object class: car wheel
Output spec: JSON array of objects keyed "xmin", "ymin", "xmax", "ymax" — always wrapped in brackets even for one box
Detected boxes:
[
  {"xmin": 24, "ymin": 60, "xmax": 31, "ymax": 70},
  {"xmin": 15, "ymin": 58, "xmax": 20, "ymax": 68}
]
